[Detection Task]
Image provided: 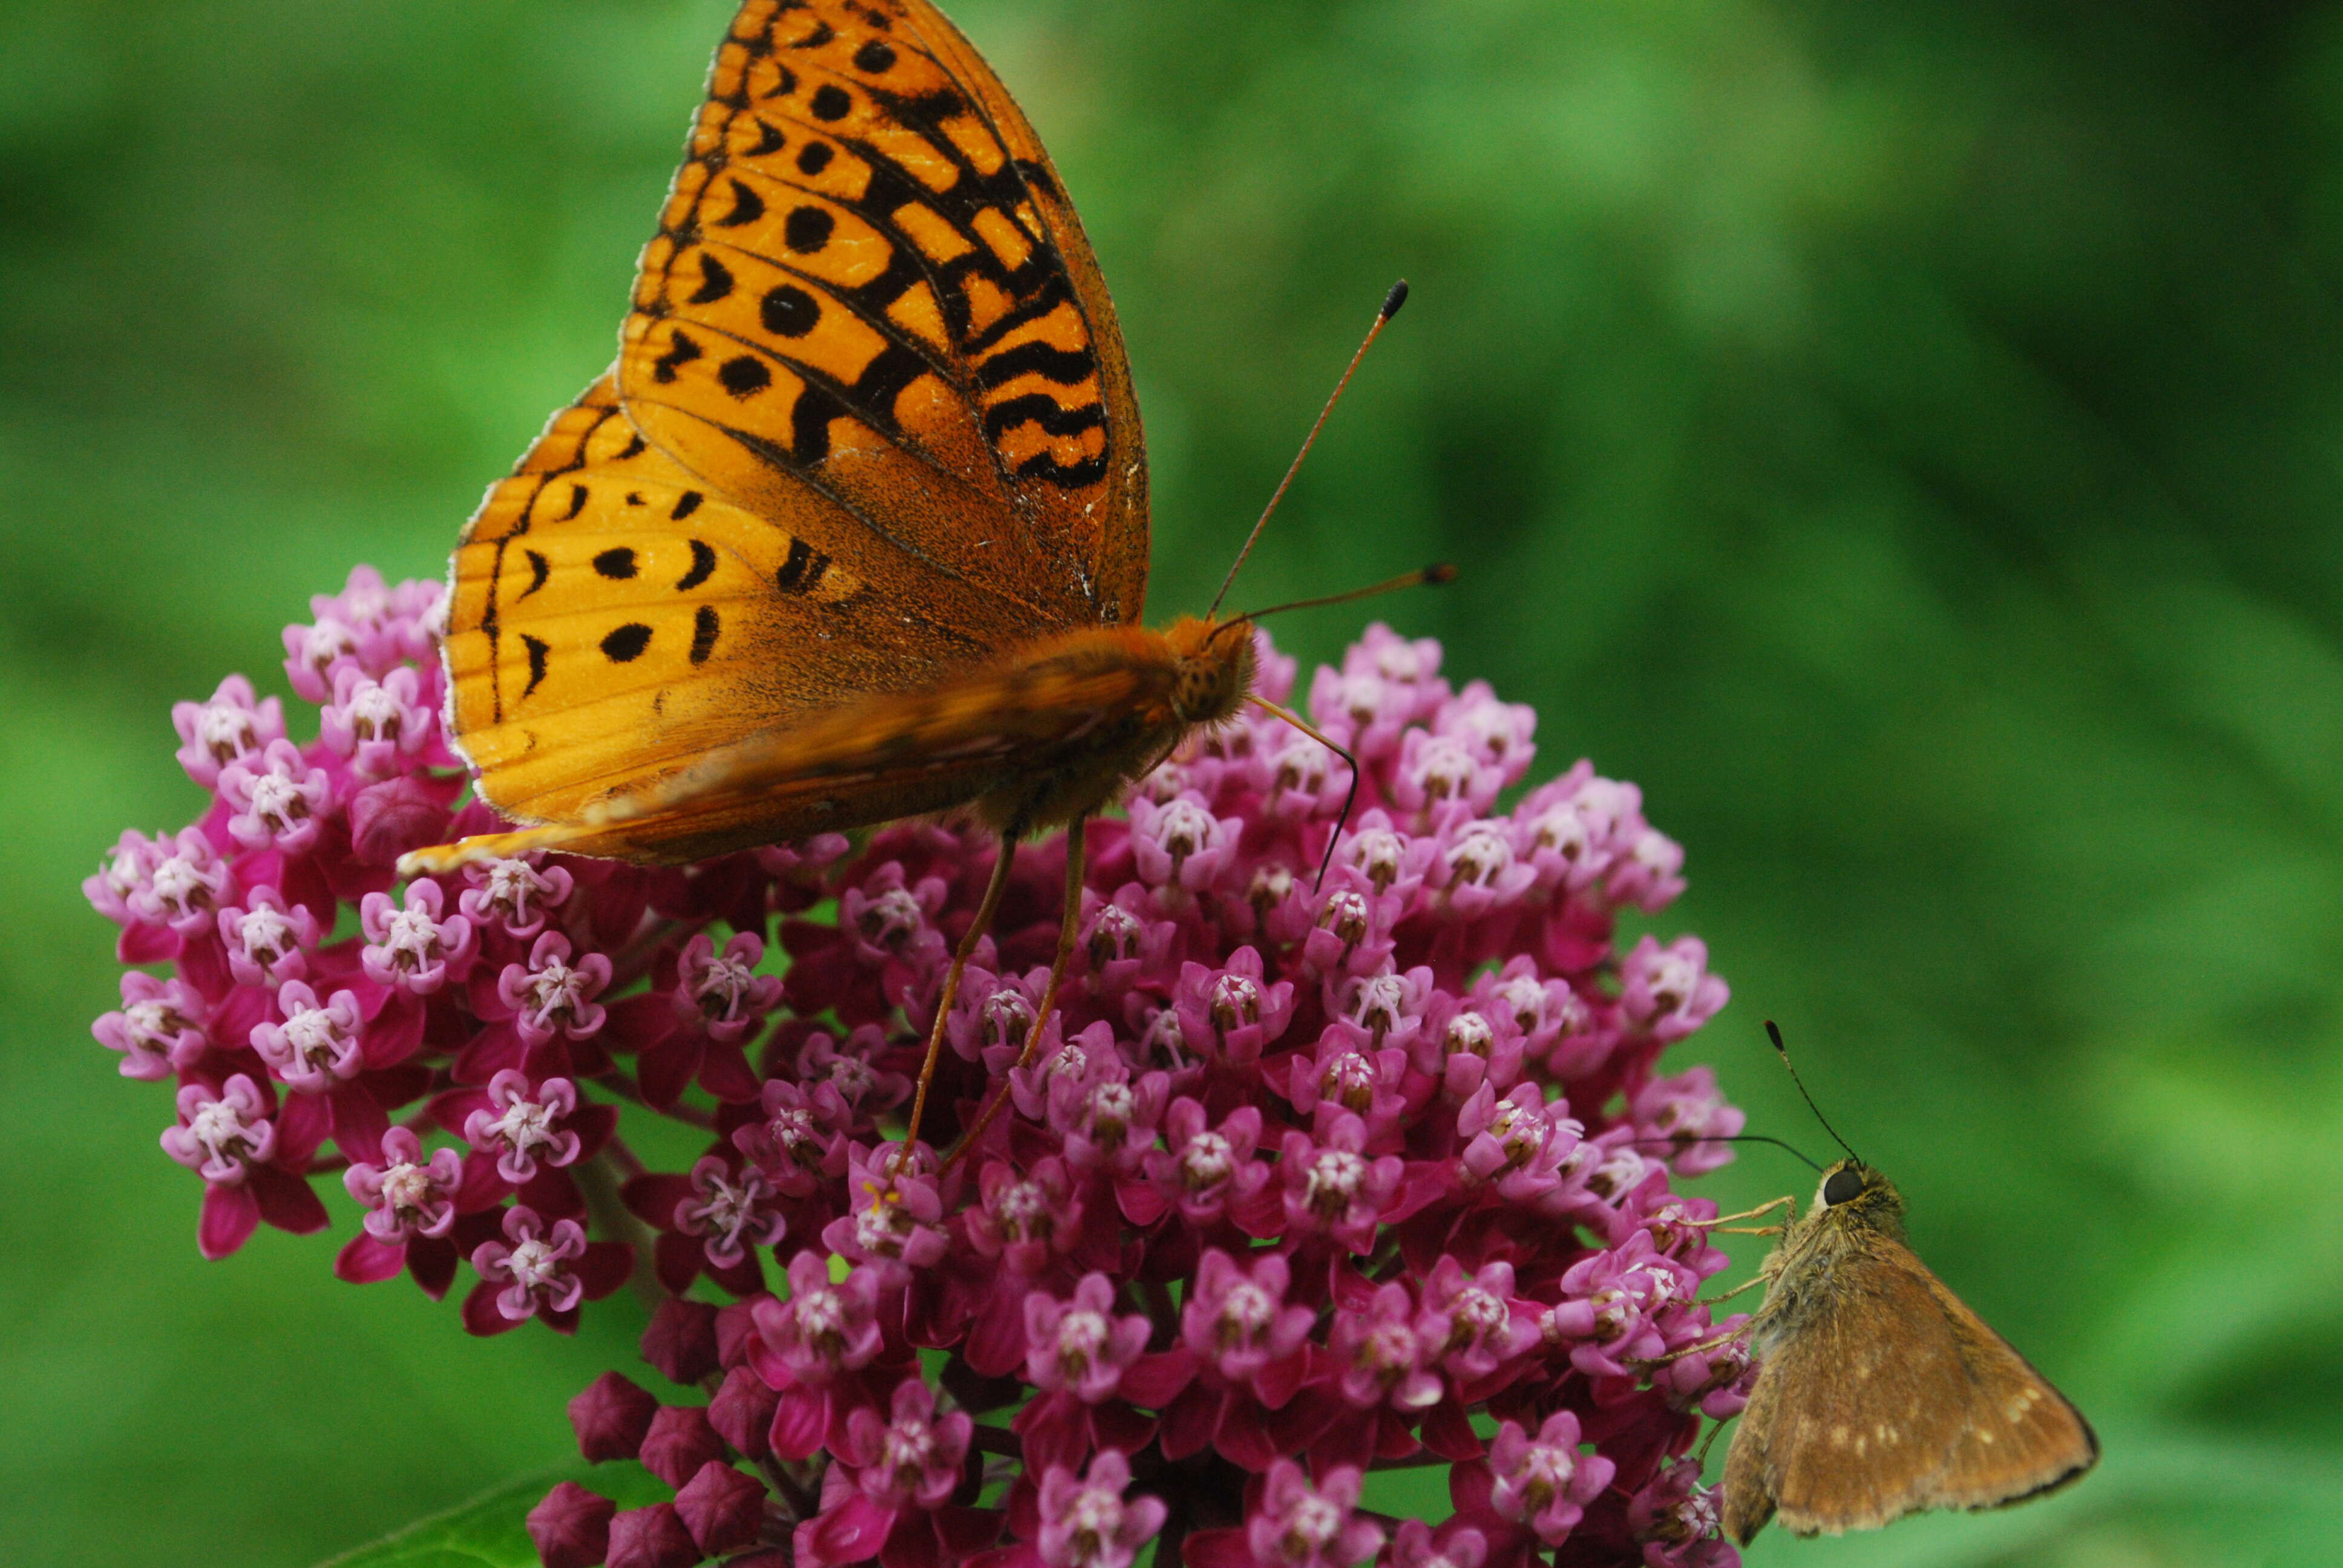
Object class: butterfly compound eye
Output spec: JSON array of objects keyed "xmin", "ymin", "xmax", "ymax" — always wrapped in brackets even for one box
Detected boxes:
[{"xmin": 1822, "ymin": 1167, "xmax": 1866, "ymax": 1206}]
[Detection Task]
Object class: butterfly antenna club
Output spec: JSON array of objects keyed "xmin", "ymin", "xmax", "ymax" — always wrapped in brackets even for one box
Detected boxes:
[
  {"xmin": 1208, "ymin": 280, "xmax": 1412, "ymax": 618},
  {"xmin": 1764, "ymin": 1019, "xmax": 1863, "ymax": 1165}
]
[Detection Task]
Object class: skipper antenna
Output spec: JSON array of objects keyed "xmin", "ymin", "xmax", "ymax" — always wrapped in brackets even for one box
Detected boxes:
[
  {"xmin": 1765, "ymin": 1020, "xmax": 1862, "ymax": 1165},
  {"xmin": 1208, "ymin": 280, "xmax": 1409, "ymax": 617},
  {"xmin": 1624, "ymin": 1132, "xmax": 1824, "ymax": 1173}
]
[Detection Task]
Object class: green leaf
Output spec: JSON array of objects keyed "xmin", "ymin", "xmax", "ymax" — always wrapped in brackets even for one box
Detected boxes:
[{"xmin": 313, "ymin": 1465, "xmax": 669, "ymax": 1568}]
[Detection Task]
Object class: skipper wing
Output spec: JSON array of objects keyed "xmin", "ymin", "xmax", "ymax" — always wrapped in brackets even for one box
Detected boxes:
[{"xmin": 1722, "ymin": 1238, "xmax": 2095, "ymax": 1542}]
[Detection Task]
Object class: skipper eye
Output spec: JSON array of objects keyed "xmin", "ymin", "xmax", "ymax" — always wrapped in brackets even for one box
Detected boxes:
[{"xmin": 1822, "ymin": 1168, "xmax": 1866, "ymax": 1206}]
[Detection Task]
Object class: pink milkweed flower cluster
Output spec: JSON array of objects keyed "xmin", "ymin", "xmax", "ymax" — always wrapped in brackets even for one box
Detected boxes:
[{"xmin": 89, "ymin": 569, "xmax": 1754, "ymax": 1568}]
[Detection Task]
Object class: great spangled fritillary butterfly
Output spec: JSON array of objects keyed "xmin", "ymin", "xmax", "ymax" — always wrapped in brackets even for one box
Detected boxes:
[{"xmin": 401, "ymin": 0, "xmax": 1414, "ymax": 1156}]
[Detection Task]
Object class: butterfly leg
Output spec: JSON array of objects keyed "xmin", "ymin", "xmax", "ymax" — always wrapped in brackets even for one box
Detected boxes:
[
  {"xmin": 894, "ymin": 833, "xmax": 1020, "ymax": 1172},
  {"xmin": 944, "ymin": 815, "xmax": 1087, "ymax": 1171},
  {"xmin": 1633, "ymin": 1319, "xmax": 1756, "ymax": 1371},
  {"xmin": 1691, "ymin": 1196, "xmax": 1795, "ymax": 1230}
]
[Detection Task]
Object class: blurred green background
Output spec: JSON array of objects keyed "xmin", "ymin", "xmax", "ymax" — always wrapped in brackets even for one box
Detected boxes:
[{"xmin": 6, "ymin": 0, "xmax": 2342, "ymax": 1563}]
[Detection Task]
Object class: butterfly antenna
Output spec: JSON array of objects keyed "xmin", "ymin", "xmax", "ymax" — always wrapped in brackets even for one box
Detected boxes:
[
  {"xmin": 1622, "ymin": 1132, "xmax": 1825, "ymax": 1173},
  {"xmin": 1208, "ymin": 280, "xmax": 1410, "ymax": 618},
  {"xmin": 1231, "ymin": 562, "xmax": 1456, "ymax": 624},
  {"xmin": 1765, "ymin": 1019, "xmax": 1863, "ymax": 1165}
]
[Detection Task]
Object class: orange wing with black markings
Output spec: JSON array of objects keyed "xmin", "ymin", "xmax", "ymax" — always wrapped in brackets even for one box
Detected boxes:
[{"xmin": 438, "ymin": 0, "xmax": 1153, "ymax": 857}]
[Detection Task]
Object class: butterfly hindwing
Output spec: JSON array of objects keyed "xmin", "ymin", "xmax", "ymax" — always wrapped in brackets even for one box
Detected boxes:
[
  {"xmin": 620, "ymin": 0, "xmax": 1147, "ymax": 630},
  {"xmin": 1725, "ymin": 1236, "xmax": 2095, "ymax": 1541}
]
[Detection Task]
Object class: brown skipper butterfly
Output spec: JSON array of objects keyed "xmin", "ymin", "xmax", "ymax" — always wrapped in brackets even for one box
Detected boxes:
[{"xmin": 1708, "ymin": 1024, "xmax": 2099, "ymax": 1543}]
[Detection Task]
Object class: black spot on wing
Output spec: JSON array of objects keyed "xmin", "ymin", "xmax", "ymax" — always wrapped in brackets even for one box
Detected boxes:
[
  {"xmin": 519, "ymin": 549, "xmax": 550, "ymax": 599},
  {"xmin": 775, "ymin": 537, "xmax": 832, "ymax": 596},
  {"xmin": 796, "ymin": 142, "xmax": 833, "ymax": 176},
  {"xmin": 743, "ymin": 117, "xmax": 787, "ymax": 157},
  {"xmin": 521, "ymin": 635, "xmax": 550, "ymax": 698},
  {"xmin": 977, "ymin": 339, "xmax": 1097, "ymax": 389},
  {"xmin": 718, "ymin": 355, "xmax": 773, "ymax": 398},
  {"xmin": 652, "ymin": 332, "xmax": 704, "ymax": 384},
  {"xmin": 809, "ymin": 84, "xmax": 852, "ymax": 122},
  {"xmin": 593, "ymin": 547, "xmax": 638, "ymax": 580},
  {"xmin": 713, "ymin": 178, "xmax": 766, "ymax": 229},
  {"xmin": 784, "ymin": 206, "xmax": 836, "ymax": 253},
  {"xmin": 854, "ymin": 40, "xmax": 896, "ymax": 73},
  {"xmin": 689, "ymin": 605, "xmax": 721, "ymax": 665},
  {"xmin": 689, "ymin": 253, "xmax": 736, "ymax": 304},
  {"xmin": 983, "ymin": 393, "xmax": 1107, "ymax": 442},
  {"xmin": 762, "ymin": 284, "xmax": 821, "ymax": 338},
  {"xmin": 671, "ymin": 490, "xmax": 704, "ymax": 520},
  {"xmin": 600, "ymin": 624, "xmax": 653, "ymax": 663},
  {"xmin": 677, "ymin": 540, "xmax": 717, "ymax": 591},
  {"xmin": 789, "ymin": 379, "xmax": 845, "ymax": 463},
  {"xmin": 563, "ymin": 483, "xmax": 589, "ymax": 520}
]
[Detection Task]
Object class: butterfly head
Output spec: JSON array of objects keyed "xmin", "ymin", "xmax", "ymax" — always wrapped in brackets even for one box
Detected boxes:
[
  {"xmin": 1162, "ymin": 616, "xmax": 1259, "ymax": 727},
  {"xmin": 1813, "ymin": 1158, "xmax": 1905, "ymax": 1233}
]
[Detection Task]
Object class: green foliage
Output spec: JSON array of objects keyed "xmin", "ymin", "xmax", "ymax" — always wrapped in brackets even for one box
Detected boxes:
[{"xmin": 5, "ymin": 1, "xmax": 2342, "ymax": 1563}]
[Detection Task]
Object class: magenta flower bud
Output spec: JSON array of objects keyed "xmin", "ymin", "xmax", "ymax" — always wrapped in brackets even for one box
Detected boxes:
[
  {"xmin": 568, "ymin": 1370, "xmax": 660, "ymax": 1462},
  {"xmin": 361, "ymin": 879, "xmax": 475, "ymax": 995},
  {"xmin": 172, "ymin": 673, "xmax": 286, "ymax": 789},
  {"xmin": 93, "ymin": 972, "xmax": 208, "ymax": 1080},
  {"xmin": 606, "ymin": 1502, "xmax": 699, "ymax": 1568},
  {"xmin": 493, "ymin": 930, "xmax": 609, "ymax": 1042},
  {"xmin": 638, "ymin": 1404, "xmax": 724, "ymax": 1489},
  {"xmin": 675, "ymin": 1459, "xmax": 767, "ymax": 1555},
  {"xmin": 218, "ymin": 737, "xmax": 333, "ymax": 855},
  {"xmin": 527, "ymin": 1481, "xmax": 616, "ymax": 1568},
  {"xmin": 344, "ymin": 1126, "xmax": 462, "ymax": 1243}
]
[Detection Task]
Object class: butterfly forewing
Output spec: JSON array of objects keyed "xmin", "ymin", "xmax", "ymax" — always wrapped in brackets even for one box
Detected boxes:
[
  {"xmin": 450, "ymin": 372, "xmax": 977, "ymax": 826},
  {"xmin": 1723, "ymin": 1233, "xmax": 2096, "ymax": 1542},
  {"xmin": 620, "ymin": 0, "xmax": 1146, "ymax": 628}
]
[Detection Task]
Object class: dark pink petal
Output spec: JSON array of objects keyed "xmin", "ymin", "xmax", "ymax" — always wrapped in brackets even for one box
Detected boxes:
[
  {"xmin": 250, "ymin": 1164, "xmax": 329, "ymax": 1234},
  {"xmin": 461, "ymin": 1279, "xmax": 525, "ymax": 1336},
  {"xmin": 801, "ymin": 1495, "xmax": 894, "ymax": 1565},
  {"xmin": 1182, "ymin": 1527, "xmax": 1252, "ymax": 1568},
  {"xmin": 574, "ymin": 1241, "xmax": 635, "ymax": 1302},
  {"xmin": 197, "ymin": 1182, "xmax": 260, "ymax": 1260},
  {"xmin": 334, "ymin": 1230, "xmax": 407, "ymax": 1285},
  {"xmin": 1119, "ymin": 1348, "xmax": 1198, "ymax": 1408}
]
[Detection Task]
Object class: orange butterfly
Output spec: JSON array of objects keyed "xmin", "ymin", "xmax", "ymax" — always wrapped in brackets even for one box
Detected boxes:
[{"xmin": 400, "ymin": 0, "xmax": 1422, "ymax": 1158}]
